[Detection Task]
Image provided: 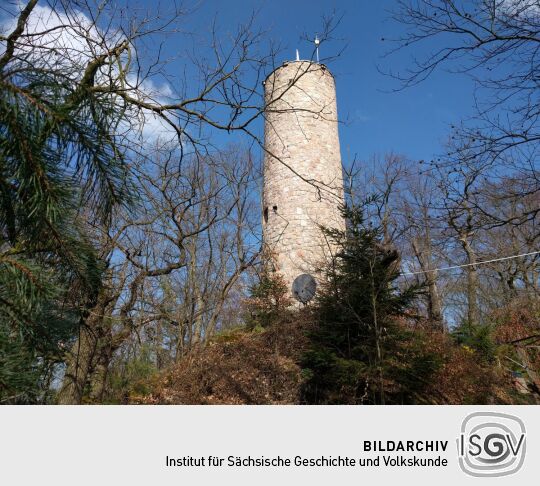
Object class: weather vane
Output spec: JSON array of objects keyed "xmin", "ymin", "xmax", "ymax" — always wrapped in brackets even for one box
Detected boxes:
[{"xmin": 314, "ymin": 35, "xmax": 320, "ymax": 63}]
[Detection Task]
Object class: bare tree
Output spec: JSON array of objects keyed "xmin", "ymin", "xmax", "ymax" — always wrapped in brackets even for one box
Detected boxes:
[
  {"xmin": 400, "ymin": 172, "xmax": 445, "ymax": 327},
  {"xmin": 58, "ymin": 146, "xmax": 259, "ymax": 403},
  {"xmin": 387, "ymin": 0, "xmax": 539, "ymax": 227}
]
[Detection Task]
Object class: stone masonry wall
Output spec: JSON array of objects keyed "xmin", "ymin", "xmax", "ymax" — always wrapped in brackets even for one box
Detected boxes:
[{"xmin": 262, "ymin": 61, "xmax": 345, "ymax": 295}]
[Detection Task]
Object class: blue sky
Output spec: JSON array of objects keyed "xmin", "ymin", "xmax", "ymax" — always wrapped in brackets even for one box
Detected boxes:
[
  {"xmin": 156, "ymin": 0, "xmax": 477, "ymax": 165},
  {"xmin": 0, "ymin": 0, "xmax": 477, "ymax": 165}
]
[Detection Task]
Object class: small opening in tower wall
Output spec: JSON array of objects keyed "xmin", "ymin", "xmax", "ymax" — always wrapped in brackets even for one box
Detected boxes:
[
  {"xmin": 263, "ymin": 207, "xmax": 269, "ymax": 223},
  {"xmin": 272, "ymin": 205, "xmax": 278, "ymax": 212}
]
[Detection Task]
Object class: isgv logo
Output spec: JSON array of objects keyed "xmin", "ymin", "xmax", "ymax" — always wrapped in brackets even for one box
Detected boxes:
[{"xmin": 457, "ymin": 412, "xmax": 526, "ymax": 477}]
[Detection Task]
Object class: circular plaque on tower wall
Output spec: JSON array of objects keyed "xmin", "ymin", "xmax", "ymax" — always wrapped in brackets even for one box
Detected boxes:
[{"xmin": 292, "ymin": 274, "xmax": 317, "ymax": 303}]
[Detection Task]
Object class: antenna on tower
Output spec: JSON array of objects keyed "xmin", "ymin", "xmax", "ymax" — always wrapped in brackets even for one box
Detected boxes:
[
  {"xmin": 296, "ymin": 49, "xmax": 300, "ymax": 61},
  {"xmin": 314, "ymin": 35, "xmax": 320, "ymax": 63}
]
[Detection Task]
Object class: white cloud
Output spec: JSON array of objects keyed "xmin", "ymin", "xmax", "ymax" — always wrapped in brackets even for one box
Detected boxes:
[
  {"xmin": 0, "ymin": 2, "xmax": 177, "ymax": 145},
  {"xmin": 500, "ymin": 0, "xmax": 540, "ymax": 19},
  {"xmin": 1, "ymin": 3, "xmax": 113, "ymax": 68}
]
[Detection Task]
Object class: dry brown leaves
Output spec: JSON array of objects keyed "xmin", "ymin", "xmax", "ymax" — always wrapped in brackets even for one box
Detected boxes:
[{"xmin": 131, "ymin": 317, "xmax": 311, "ymax": 405}]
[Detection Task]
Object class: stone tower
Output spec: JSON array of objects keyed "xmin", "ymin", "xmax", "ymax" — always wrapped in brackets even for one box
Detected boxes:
[{"xmin": 262, "ymin": 60, "xmax": 345, "ymax": 300}]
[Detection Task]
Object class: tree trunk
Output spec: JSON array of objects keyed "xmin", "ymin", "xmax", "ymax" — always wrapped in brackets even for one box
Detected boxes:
[
  {"xmin": 88, "ymin": 326, "xmax": 114, "ymax": 403},
  {"xmin": 57, "ymin": 324, "xmax": 99, "ymax": 404},
  {"xmin": 460, "ymin": 235, "xmax": 479, "ymax": 326},
  {"xmin": 412, "ymin": 237, "xmax": 444, "ymax": 329},
  {"xmin": 57, "ymin": 289, "xmax": 112, "ymax": 404}
]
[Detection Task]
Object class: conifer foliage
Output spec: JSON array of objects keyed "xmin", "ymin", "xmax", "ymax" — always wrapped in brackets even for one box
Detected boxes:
[
  {"xmin": 302, "ymin": 203, "xmax": 439, "ymax": 404},
  {"xmin": 245, "ymin": 263, "xmax": 292, "ymax": 330},
  {"xmin": 0, "ymin": 1, "xmax": 131, "ymax": 402}
]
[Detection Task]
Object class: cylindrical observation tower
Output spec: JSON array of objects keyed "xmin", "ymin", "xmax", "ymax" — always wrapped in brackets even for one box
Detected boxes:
[{"xmin": 262, "ymin": 60, "xmax": 345, "ymax": 301}]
